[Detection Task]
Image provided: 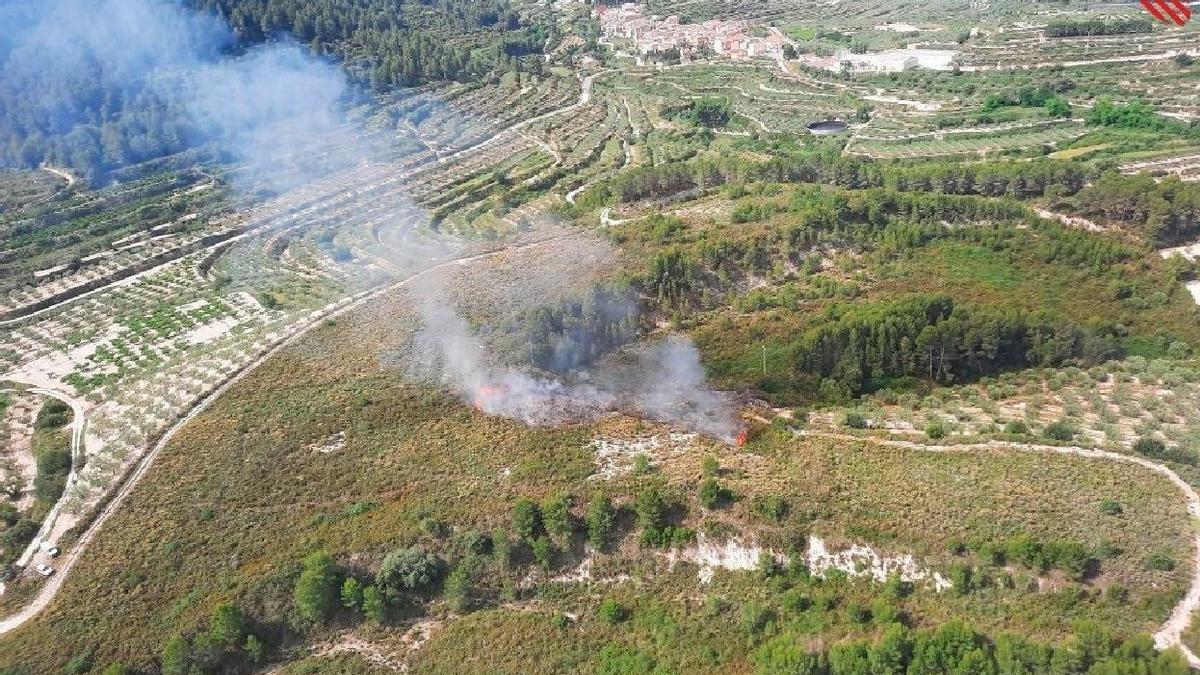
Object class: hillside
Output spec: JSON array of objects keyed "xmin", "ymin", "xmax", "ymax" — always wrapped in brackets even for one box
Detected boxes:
[{"xmin": 5, "ymin": 0, "xmax": 1200, "ymax": 673}]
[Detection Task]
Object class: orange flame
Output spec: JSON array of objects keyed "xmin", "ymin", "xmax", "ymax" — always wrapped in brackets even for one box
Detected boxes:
[
  {"xmin": 735, "ymin": 429, "xmax": 748, "ymax": 446},
  {"xmin": 474, "ymin": 384, "xmax": 506, "ymax": 412}
]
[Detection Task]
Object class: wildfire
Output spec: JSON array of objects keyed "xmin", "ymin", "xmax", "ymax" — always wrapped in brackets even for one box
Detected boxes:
[
  {"xmin": 735, "ymin": 428, "xmax": 748, "ymax": 446},
  {"xmin": 473, "ymin": 384, "xmax": 506, "ymax": 413}
]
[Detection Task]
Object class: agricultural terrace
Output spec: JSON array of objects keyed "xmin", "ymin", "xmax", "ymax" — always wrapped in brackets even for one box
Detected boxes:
[{"xmin": 0, "ymin": 67, "xmax": 603, "ymax": 617}]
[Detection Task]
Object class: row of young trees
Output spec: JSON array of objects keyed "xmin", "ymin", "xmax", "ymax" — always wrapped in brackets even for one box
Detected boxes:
[
  {"xmin": 1044, "ymin": 18, "xmax": 1155, "ymax": 37},
  {"xmin": 588, "ymin": 151, "xmax": 1090, "ymax": 208},
  {"xmin": 755, "ymin": 620, "xmax": 1190, "ymax": 675}
]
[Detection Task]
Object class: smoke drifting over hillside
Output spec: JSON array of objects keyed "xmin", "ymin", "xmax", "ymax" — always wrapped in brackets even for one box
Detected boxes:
[
  {"xmin": 1, "ymin": 0, "xmax": 359, "ymax": 191},
  {"xmin": 408, "ymin": 272, "xmax": 740, "ymax": 442},
  {"xmin": 185, "ymin": 46, "xmax": 360, "ymax": 192},
  {"xmin": 4, "ymin": 0, "xmax": 739, "ymax": 440}
]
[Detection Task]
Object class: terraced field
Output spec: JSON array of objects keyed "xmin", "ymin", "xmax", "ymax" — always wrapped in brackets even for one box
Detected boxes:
[{"xmin": 0, "ymin": 68, "xmax": 602, "ymax": 620}]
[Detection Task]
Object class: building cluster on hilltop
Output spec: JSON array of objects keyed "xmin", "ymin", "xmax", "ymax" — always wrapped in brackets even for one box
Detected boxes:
[
  {"xmin": 597, "ymin": 3, "xmax": 791, "ymax": 62},
  {"xmin": 596, "ymin": 3, "xmax": 958, "ymax": 72}
]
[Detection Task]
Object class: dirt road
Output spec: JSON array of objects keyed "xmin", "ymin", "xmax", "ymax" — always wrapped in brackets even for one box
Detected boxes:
[
  {"xmin": 8, "ymin": 386, "xmax": 86, "ymax": 570},
  {"xmin": 800, "ymin": 429, "xmax": 1200, "ymax": 667},
  {"xmin": 0, "ymin": 232, "xmax": 582, "ymax": 636}
]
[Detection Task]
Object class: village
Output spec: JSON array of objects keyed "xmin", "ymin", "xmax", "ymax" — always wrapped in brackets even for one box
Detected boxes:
[
  {"xmin": 597, "ymin": 2, "xmax": 958, "ymax": 72},
  {"xmin": 596, "ymin": 2, "xmax": 792, "ymax": 63}
]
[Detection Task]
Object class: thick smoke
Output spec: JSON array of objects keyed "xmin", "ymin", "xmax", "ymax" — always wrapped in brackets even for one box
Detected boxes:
[{"xmin": 2, "ymin": 0, "xmax": 225, "ymax": 81}]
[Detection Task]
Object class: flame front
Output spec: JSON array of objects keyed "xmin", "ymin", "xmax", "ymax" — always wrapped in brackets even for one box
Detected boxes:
[{"xmin": 474, "ymin": 384, "xmax": 506, "ymax": 413}]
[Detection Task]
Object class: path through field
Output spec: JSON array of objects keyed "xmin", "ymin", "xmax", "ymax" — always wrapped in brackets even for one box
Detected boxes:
[
  {"xmin": 799, "ymin": 429, "xmax": 1200, "ymax": 667},
  {"xmin": 7, "ymin": 387, "xmax": 85, "ymax": 570},
  {"xmin": 0, "ymin": 232, "xmax": 583, "ymax": 636}
]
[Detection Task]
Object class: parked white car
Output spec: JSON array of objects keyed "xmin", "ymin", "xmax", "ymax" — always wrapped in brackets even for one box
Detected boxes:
[
  {"xmin": 35, "ymin": 563, "xmax": 54, "ymax": 577},
  {"xmin": 38, "ymin": 540, "xmax": 58, "ymax": 557}
]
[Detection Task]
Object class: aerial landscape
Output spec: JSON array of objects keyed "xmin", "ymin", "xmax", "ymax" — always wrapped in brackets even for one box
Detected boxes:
[{"xmin": 6, "ymin": 0, "xmax": 1200, "ymax": 672}]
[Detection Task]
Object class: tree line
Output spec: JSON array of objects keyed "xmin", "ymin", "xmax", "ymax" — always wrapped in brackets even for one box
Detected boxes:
[
  {"xmin": 1044, "ymin": 18, "xmax": 1154, "ymax": 37},
  {"xmin": 755, "ymin": 619, "xmax": 1190, "ymax": 674},
  {"xmin": 585, "ymin": 151, "xmax": 1089, "ymax": 208},
  {"xmin": 582, "ymin": 147, "xmax": 1200, "ymax": 247},
  {"xmin": 792, "ymin": 294, "xmax": 1118, "ymax": 399}
]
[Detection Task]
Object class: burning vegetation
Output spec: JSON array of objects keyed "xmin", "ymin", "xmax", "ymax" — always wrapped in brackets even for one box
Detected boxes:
[
  {"xmin": 407, "ymin": 242, "xmax": 741, "ymax": 444},
  {"xmin": 470, "ymin": 372, "xmax": 750, "ymax": 447}
]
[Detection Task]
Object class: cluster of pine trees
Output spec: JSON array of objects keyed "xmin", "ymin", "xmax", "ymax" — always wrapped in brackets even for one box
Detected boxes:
[
  {"xmin": 0, "ymin": 73, "xmax": 194, "ymax": 182},
  {"xmin": 0, "ymin": 0, "xmax": 547, "ymax": 181},
  {"xmin": 509, "ymin": 284, "xmax": 641, "ymax": 373},
  {"xmin": 1076, "ymin": 173, "xmax": 1200, "ymax": 246},
  {"xmin": 1086, "ymin": 99, "xmax": 1174, "ymax": 130},
  {"xmin": 793, "ymin": 294, "xmax": 1119, "ymax": 397},
  {"xmin": 189, "ymin": 0, "xmax": 549, "ymax": 87}
]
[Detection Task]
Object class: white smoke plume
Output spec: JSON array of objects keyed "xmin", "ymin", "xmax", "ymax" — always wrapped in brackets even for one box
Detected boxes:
[
  {"xmin": 184, "ymin": 45, "xmax": 367, "ymax": 194},
  {"xmin": 4, "ymin": 0, "xmax": 742, "ymax": 441},
  {"xmin": 2, "ymin": 0, "xmax": 366, "ymax": 192},
  {"xmin": 408, "ymin": 272, "xmax": 740, "ymax": 442},
  {"xmin": 634, "ymin": 337, "xmax": 741, "ymax": 441}
]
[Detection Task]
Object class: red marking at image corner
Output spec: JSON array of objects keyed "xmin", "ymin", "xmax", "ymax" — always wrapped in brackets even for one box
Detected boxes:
[{"xmin": 1141, "ymin": 0, "xmax": 1193, "ymax": 26}]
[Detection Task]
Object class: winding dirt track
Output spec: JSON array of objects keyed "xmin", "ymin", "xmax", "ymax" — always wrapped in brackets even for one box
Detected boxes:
[
  {"xmin": 0, "ymin": 232, "xmax": 581, "ymax": 636},
  {"xmin": 9, "ymin": 386, "xmax": 85, "ymax": 569},
  {"xmin": 800, "ymin": 430, "xmax": 1200, "ymax": 667},
  {"xmin": 0, "ymin": 71, "xmax": 611, "ymax": 634}
]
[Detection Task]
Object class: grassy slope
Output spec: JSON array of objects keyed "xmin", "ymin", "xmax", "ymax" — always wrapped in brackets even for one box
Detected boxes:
[
  {"xmin": 0, "ymin": 282, "xmax": 1189, "ymax": 672},
  {"xmin": 278, "ymin": 653, "xmax": 395, "ymax": 674},
  {"xmin": 871, "ymin": 239, "xmax": 1199, "ymax": 344}
]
